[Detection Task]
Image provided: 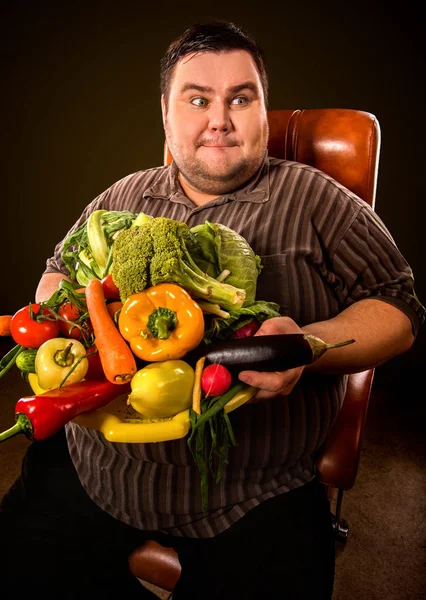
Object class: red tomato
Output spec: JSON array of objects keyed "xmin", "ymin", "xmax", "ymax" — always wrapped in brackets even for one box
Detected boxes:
[
  {"xmin": 57, "ymin": 302, "xmax": 93, "ymax": 340},
  {"xmin": 101, "ymin": 274, "xmax": 120, "ymax": 300},
  {"xmin": 10, "ymin": 304, "xmax": 60, "ymax": 348}
]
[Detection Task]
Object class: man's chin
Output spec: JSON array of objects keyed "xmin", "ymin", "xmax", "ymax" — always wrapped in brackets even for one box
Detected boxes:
[
  {"xmin": 195, "ymin": 158, "xmax": 247, "ymax": 181},
  {"xmin": 176, "ymin": 155, "xmax": 261, "ymax": 195},
  {"xmin": 201, "ymin": 170, "xmax": 238, "ymax": 183}
]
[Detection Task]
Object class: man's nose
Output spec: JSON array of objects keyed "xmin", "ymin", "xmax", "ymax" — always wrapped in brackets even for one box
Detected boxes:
[{"xmin": 208, "ymin": 104, "xmax": 231, "ymax": 132}]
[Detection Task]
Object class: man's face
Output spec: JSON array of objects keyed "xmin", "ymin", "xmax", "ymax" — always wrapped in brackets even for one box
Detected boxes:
[{"xmin": 162, "ymin": 50, "xmax": 269, "ymax": 199}]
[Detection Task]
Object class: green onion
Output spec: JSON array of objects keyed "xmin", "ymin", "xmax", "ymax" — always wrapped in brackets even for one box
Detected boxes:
[{"xmin": 188, "ymin": 383, "xmax": 244, "ymax": 514}]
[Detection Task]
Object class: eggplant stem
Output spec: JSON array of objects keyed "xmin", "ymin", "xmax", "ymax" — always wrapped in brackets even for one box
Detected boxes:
[
  {"xmin": 304, "ymin": 334, "xmax": 355, "ymax": 361},
  {"xmin": 324, "ymin": 338, "xmax": 355, "ymax": 349}
]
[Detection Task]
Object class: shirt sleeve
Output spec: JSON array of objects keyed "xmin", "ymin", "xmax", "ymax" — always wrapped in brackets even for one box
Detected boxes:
[{"xmin": 330, "ymin": 203, "xmax": 425, "ymax": 336}]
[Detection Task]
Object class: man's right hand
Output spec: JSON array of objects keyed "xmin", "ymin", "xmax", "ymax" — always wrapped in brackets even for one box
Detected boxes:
[{"xmin": 237, "ymin": 316, "xmax": 306, "ymax": 401}]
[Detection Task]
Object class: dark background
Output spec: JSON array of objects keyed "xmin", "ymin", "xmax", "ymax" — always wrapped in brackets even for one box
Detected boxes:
[{"xmin": 1, "ymin": 1, "xmax": 425, "ymax": 381}]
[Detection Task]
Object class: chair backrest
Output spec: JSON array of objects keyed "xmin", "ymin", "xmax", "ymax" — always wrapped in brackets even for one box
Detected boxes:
[
  {"xmin": 266, "ymin": 109, "xmax": 380, "ymax": 208},
  {"xmin": 164, "ymin": 108, "xmax": 381, "ymax": 209}
]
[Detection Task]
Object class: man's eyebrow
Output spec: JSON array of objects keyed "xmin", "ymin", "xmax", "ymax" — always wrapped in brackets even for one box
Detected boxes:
[
  {"xmin": 179, "ymin": 81, "xmax": 260, "ymax": 95},
  {"xmin": 179, "ymin": 83, "xmax": 214, "ymax": 95},
  {"xmin": 228, "ymin": 81, "xmax": 259, "ymax": 95}
]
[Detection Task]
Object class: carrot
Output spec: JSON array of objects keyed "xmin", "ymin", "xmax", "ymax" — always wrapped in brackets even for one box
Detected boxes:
[
  {"xmin": 0, "ymin": 316, "xmax": 13, "ymax": 336},
  {"xmin": 85, "ymin": 279, "xmax": 137, "ymax": 384}
]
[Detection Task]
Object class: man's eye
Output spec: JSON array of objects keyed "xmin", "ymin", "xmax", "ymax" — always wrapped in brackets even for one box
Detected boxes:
[
  {"xmin": 191, "ymin": 97, "xmax": 208, "ymax": 107},
  {"xmin": 231, "ymin": 96, "xmax": 248, "ymax": 106}
]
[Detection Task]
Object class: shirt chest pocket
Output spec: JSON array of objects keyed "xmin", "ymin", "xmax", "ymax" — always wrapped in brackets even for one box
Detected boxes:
[{"xmin": 256, "ymin": 254, "xmax": 290, "ymax": 315}]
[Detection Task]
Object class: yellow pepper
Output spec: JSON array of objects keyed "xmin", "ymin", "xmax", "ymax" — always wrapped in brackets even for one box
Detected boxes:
[
  {"xmin": 28, "ymin": 372, "xmax": 49, "ymax": 395},
  {"xmin": 35, "ymin": 338, "xmax": 89, "ymax": 390},
  {"xmin": 74, "ymin": 383, "xmax": 259, "ymax": 443},
  {"xmin": 128, "ymin": 359, "xmax": 195, "ymax": 418},
  {"xmin": 118, "ymin": 283, "xmax": 204, "ymax": 362}
]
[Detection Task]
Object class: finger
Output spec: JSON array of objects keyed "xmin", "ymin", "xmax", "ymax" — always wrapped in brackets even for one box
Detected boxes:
[
  {"xmin": 238, "ymin": 370, "xmax": 284, "ymax": 394},
  {"xmin": 254, "ymin": 316, "xmax": 301, "ymax": 336},
  {"xmin": 254, "ymin": 317, "xmax": 284, "ymax": 336},
  {"xmin": 249, "ymin": 389, "xmax": 283, "ymax": 402}
]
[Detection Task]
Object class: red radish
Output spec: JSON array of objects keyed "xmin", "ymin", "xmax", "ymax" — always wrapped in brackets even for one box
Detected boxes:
[
  {"xmin": 232, "ymin": 319, "xmax": 261, "ymax": 339},
  {"xmin": 201, "ymin": 364, "xmax": 232, "ymax": 397}
]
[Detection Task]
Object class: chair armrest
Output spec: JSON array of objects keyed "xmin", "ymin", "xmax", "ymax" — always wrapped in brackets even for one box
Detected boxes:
[
  {"xmin": 128, "ymin": 540, "xmax": 181, "ymax": 591},
  {"xmin": 316, "ymin": 369, "xmax": 375, "ymax": 490}
]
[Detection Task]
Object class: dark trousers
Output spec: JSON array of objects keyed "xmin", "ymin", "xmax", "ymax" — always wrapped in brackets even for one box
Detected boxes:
[{"xmin": 0, "ymin": 429, "xmax": 335, "ymax": 599}]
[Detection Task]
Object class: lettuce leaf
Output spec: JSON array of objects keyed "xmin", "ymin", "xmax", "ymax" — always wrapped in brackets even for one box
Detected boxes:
[{"xmin": 190, "ymin": 221, "xmax": 262, "ymax": 306}]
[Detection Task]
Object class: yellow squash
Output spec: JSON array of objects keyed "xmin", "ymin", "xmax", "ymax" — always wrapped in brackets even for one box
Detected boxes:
[{"xmin": 73, "ymin": 385, "xmax": 258, "ymax": 443}]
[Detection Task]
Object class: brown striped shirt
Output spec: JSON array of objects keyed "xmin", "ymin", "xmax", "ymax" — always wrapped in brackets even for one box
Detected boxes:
[{"xmin": 44, "ymin": 157, "xmax": 425, "ymax": 537}]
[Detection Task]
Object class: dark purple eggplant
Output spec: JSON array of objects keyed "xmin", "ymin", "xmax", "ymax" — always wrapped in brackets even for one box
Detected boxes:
[{"xmin": 189, "ymin": 334, "xmax": 355, "ymax": 373}]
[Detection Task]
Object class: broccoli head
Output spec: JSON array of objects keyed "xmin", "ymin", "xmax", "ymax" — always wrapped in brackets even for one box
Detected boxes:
[
  {"xmin": 111, "ymin": 224, "xmax": 154, "ymax": 302},
  {"xmin": 148, "ymin": 217, "xmax": 246, "ymax": 310}
]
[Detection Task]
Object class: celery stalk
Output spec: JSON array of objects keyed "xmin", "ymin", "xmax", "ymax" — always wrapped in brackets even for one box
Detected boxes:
[{"xmin": 87, "ymin": 210, "xmax": 109, "ymax": 272}]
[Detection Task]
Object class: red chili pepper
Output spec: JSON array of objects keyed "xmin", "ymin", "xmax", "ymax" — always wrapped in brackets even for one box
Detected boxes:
[
  {"xmin": 85, "ymin": 345, "xmax": 106, "ymax": 380},
  {"xmin": 0, "ymin": 379, "xmax": 129, "ymax": 442}
]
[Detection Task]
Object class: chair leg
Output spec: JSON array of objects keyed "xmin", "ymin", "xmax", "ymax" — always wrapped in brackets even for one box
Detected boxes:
[{"xmin": 331, "ymin": 488, "xmax": 349, "ymax": 542}]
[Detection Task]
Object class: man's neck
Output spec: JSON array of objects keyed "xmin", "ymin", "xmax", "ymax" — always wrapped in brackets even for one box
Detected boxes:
[{"xmin": 178, "ymin": 173, "xmax": 220, "ymax": 206}]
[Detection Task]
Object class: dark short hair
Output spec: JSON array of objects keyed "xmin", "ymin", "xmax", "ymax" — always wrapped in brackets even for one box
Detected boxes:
[{"xmin": 160, "ymin": 21, "xmax": 269, "ymax": 108}]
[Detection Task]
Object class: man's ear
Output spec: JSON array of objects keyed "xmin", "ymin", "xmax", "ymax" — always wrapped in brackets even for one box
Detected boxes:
[{"xmin": 161, "ymin": 95, "xmax": 167, "ymax": 125}]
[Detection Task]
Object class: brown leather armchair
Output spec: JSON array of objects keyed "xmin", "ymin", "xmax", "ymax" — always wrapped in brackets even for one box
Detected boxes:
[{"xmin": 128, "ymin": 108, "xmax": 380, "ymax": 591}]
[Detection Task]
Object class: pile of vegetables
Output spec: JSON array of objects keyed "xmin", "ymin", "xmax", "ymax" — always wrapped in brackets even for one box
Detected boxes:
[
  {"xmin": 0, "ymin": 212, "xmax": 355, "ymax": 513},
  {"xmin": 62, "ymin": 210, "xmax": 281, "ymax": 341}
]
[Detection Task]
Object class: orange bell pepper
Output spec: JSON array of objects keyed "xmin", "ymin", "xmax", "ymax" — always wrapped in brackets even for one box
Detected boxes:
[{"xmin": 118, "ymin": 283, "xmax": 204, "ymax": 362}]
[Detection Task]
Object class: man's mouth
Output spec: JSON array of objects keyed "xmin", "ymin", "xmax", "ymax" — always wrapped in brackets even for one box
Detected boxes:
[{"xmin": 197, "ymin": 139, "xmax": 239, "ymax": 148}]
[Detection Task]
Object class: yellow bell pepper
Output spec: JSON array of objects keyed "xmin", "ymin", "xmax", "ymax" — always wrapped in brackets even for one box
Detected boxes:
[
  {"xmin": 28, "ymin": 372, "xmax": 49, "ymax": 395},
  {"xmin": 35, "ymin": 338, "xmax": 89, "ymax": 390},
  {"xmin": 128, "ymin": 359, "xmax": 195, "ymax": 418},
  {"xmin": 118, "ymin": 283, "xmax": 204, "ymax": 362}
]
